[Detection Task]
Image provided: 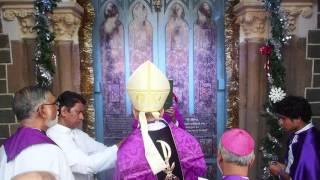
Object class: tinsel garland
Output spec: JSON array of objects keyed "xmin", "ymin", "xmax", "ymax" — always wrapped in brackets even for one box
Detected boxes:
[
  {"xmin": 225, "ymin": 0, "xmax": 240, "ymax": 128},
  {"xmin": 76, "ymin": 0, "xmax": 95, "ymax": 137},
  {"xmin": 259, "ymin": 0, "xmax": 291, "ymax": 179},
  {"xmin": 33, "ymin": 0, "xmax": 61, "ymax": 87}
]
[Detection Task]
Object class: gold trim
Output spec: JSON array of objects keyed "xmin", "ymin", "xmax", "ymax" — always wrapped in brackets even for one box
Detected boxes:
[
  {"xmin": 77, "ymin": 0, "xmax": 95, "ymax": 137},
  {"xmin": 225, "ymin": 0, "xmax": 240, "ymax": 128}
]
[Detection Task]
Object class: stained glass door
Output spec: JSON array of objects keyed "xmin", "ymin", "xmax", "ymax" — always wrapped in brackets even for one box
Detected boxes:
[{"xmin": 93, "ymin": 0, "xmax": 225, "ymax": 179}]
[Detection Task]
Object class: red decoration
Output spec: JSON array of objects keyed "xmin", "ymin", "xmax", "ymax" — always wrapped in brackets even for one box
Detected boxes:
[{"xmin": 259, "ymin": 45, "xmax": 272, "ymax": 56}]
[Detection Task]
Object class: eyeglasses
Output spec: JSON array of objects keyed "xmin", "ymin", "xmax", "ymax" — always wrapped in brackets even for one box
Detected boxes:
[{"xmin": 42, "ymin": 101, "xmax": 60, "ymax": 107}]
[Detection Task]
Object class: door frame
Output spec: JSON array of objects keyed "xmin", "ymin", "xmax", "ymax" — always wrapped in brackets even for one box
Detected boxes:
[{"xmin": 91, "ymin": 0, "xmax": 226, "ymax": 176}]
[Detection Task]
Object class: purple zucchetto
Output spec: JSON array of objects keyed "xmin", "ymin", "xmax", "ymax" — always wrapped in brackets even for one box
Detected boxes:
[{"xmin": 221, "ymin": 128, "xmax": 255, "ymax": 156}]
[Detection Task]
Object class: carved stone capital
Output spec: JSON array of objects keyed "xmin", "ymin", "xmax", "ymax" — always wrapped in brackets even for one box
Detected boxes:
[
  {"xmin": 234, "ymin": 1, "xmax": 314, "ymax": 41},
  {"xmin": 2, "ymin": 8, "xmax": 36, "ymax": 38},
  {"xmin": 234, "ymin": 1, "xmax": 267, "ymax": 42},
  {"xmin": 51, "ymin": 2, "xmax": 83, "ymax": 42},
  {"xmin": 281, "ymin": 2, "xmax": 313, "ymax": 34},
  {"xmin": 0, "ymin": 0, "xmax": 83, "ymax": 41},
  {"xmin": 52, "ymin": 13, "xmax": 81, "ymax": 41},
  {"xmin": 237, "ymin": 11, "xmax": 267, "ymax": 38}
]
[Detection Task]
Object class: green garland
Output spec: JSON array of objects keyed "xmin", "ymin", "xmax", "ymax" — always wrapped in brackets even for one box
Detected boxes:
[
  {"xmin": 33, "ymin": 0, "xmax": 61, "ymax": 87},
  {"xmin": 259, "ymin": 0, "xmax": 290, "ymax": 179}
]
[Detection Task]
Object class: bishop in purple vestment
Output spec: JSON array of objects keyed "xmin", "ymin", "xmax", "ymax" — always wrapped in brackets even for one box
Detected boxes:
[
  {"xmin": 114, "ymin": 61, "xmax": 206, "ymax": 180},
  {"xmin": 217, "ymin": 128, "xmax": 255, "ymax": 180},
  {"xmin": 115, "ymin": 121, "xmax": 206, "ymax": 180}
]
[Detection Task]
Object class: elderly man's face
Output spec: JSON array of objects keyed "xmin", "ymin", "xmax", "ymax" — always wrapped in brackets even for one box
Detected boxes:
[{"xmin": 41, "ymin": 92, "xmax": 58, "ymax": 129}]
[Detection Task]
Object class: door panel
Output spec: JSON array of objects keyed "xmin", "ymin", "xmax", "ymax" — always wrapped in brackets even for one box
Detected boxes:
[
  {"xmin": 129, "ymin": 2, "xmax": 153, "ymax": 72},
  {"xmin": 97, "ymin": 0, "xmax": 220, "ymax": 179},
  {"xmin": 165, "ymin": 2, "xmax": 189, "ymax": 114}
]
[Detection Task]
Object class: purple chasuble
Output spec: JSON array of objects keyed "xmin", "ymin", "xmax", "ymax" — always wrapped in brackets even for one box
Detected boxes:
[
  {"xmin": 162, "ymin": 106, "xmax": 186, "ymax": 130},
  {"xmin": 222, "ymin": 175, "xmax": 249, "ymax": 180},
  {"xmin": 287, "ymin": 127, "xmax": 320, "ymax": 180},
  {"xmin": 114, "ymin": 122, "xmax": 206, "ymax": 180},
  {"xmin": 3, "ymin": 127, "xmax": 56, "ymax": 162}
]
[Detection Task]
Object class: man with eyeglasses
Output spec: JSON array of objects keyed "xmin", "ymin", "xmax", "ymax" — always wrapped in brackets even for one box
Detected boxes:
[
  {"xmin": 0, "ymin": 85, "xmax": 74, "ymax": 180},
  {"xmin": 47, "ymin": 91, "xmax": 120, "ymax": 180},
  {"xmin": 268, "ymin": 96, "xmax": 320, "ymax": 180}
]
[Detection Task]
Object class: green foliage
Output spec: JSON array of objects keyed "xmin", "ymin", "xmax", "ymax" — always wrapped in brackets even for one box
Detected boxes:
[
  {"xmin": 33, "ymin": 0, "xmax": 61, "ymax": 87},
  {"xmin": 260, "ymin": 0, "xmax": 290, "ymax": 179}
]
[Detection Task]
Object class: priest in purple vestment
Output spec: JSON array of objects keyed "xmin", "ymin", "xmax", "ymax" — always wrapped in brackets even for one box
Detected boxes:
[
  {"xmin": 217, "ymin": 128, "xmax": 255, "ymax": 180},
  {"xmin": 269, "ymin": 96, "xmax": 320, "ymax": 180},
  {"xmin": 114, "ymin": 61, "xmax": 206, "ymax": 180},
  {"xmin": 0, "ymin": 85, "xmax": 74, "ymax": 180}
]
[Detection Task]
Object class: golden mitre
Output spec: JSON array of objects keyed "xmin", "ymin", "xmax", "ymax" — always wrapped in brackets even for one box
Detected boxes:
[{"xmin": 127, "ymin": 61, "xmax": 170, "ymax": 112}]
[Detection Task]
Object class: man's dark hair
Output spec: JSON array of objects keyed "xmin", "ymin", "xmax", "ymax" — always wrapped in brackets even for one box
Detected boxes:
[
  {"xmin": 57, "ymin": 91, "xmax": 86, "ymax": 114},
  {"xmin": 274, "ymin": 96, "xmax": 312, "ymax": 123},
  {"xmin": 13, "ymin": 85, "xmax": 52, "ymax": 121}
]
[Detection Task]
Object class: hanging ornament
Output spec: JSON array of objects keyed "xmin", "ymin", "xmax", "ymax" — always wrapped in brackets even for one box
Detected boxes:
[
  {"xmin": 259, "ymin": 45, "xmax": 272, "ymax": 56},
  {"xmin": 269, "ymin": 86, "xmax": 286, "ymax": 103}
]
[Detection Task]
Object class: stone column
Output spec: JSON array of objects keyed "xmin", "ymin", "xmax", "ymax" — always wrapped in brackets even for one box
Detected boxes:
[
  {"xmin": 234, "ymin": 0, "xmax": 314, "ymax": 178},
  {"xmin": 0, "ymin": 0, "xmax": 83, "ymax": 140},
  {"xmin": 0, "ymin": 0, "xmax": 83, "ymax": 94},
  {"xmin": 234, "ymin": 1, "xmax": 267, "ymax": 179},
  {"xmin": 51, "ymin": 3, "xmax": 83, "ymax": 93}
]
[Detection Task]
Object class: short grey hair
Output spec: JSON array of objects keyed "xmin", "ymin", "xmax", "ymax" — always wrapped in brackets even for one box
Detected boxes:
[
  {"xmin": 13, "ymin": 85, "xmax": 52, "ymax": 121},
  {"xmin": 218, "ymin": 141, "xmax": 255, "ymax": 166},
  {"xmin": 12, "ymin": 171, "xmax": 56, "ymax": 180}
]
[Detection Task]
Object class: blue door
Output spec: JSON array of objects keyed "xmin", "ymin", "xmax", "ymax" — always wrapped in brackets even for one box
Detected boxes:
[{"xmin": 92, "ymin": 0, "xmax": 225, "ymax": 179}]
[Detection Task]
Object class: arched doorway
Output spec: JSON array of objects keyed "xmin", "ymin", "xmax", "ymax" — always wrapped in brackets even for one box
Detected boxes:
[{"xmin": 92, "ymin": 0, "xmax": 226, "ymax": 179}]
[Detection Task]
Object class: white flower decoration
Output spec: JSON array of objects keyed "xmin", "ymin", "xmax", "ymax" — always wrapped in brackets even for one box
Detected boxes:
[{"xmin": 269, "ymin": 86, "xmax": 286, "ymax": 103}]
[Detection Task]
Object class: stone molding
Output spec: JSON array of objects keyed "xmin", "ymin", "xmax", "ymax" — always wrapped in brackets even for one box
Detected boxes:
[
  {"xmin": 51, "ymin": 11, "xmax": 81, "ymax": 41},
  {"xmin": 2, "ymin": 8, "xmax": 35, "ymax": 38},
  {"xmin": 0, "ymin": 1, "xmax": 83, "ymax": 42},
  {"xmin": 234, "ymin": 1, "xmax": 314, "ymax": 41},
  {"xmin": 234, "ymin": 1, "xmax": 267, "ymax": 42},
  {"xmin": 281, "ymin": 2, "xmax": 313, "ymax": 34},
  {"xmin": 236, "ymin": 11, "xmax": 267, "ymax": 40}
]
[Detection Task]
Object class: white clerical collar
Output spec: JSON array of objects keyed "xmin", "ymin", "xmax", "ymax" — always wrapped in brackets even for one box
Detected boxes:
[
  {"xmin": 295, "ymin": 123, "xmax": 313, "ymax": 135},
  {"xmin": 147, "ymin": 119, "xmax": 167, "ymax": 131}
]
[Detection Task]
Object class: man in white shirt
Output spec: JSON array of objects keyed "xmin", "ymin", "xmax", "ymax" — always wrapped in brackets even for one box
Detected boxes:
[
  {"xmin": 0, "ymin": 85, "xmax": 74, "ymax": 180},
  {"xmin": 47, "ymin": 91, "xmax": 119, "ymax": 180}
]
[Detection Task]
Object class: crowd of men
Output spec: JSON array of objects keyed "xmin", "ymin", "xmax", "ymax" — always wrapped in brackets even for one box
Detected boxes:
[{"xmin": 0, "ymin": 61, "xmax": 319, "ymax": 180}]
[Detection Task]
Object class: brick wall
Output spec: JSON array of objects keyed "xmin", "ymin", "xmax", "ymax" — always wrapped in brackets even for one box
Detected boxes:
[
  {"xmin": 318, "ymin": 1, "xmax": 320, "ymax": 29},
  {"xmin": 0, "ymin": 33, "xmax": 16, "ymax": 145},
  {"xmin": 306, "ymin": 26, "xmax": 320, "ymax": 127},
  {"xmin": 0, "ymin": 17, "xmax": 2, "ymax": 33}
]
